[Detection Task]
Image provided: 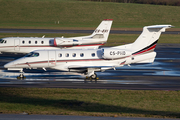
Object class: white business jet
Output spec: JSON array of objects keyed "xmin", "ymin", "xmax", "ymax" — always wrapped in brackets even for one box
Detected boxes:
[
  {"xmin": 0, "ymin": 19, "xmax": 112, "ymax": 54},
  {"xmin": 4, "ymin": 25, "xmax": 172, "ymax": 79}
]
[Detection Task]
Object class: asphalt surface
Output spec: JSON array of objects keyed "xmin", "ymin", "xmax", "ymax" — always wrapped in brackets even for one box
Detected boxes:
[
  {"xmin": 0, "ymin": 28, "xmax": 180, "ymax": 34},
  {"xmin": 0, "ymin": 44, "xmax": 180, "ymax": 90},
  {"xmin": 0, "ymin": 114, "xmax": 178, "ymax": 120}
]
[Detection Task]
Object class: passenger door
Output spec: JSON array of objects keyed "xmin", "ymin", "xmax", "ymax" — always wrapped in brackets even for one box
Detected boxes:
[
  {"xmin": 48, "ymin": 51, "xmax": 56, "ymax": 66},
  {"xmin": 14, "ymin": 39, "xmax": 20, "ymax": 51}
]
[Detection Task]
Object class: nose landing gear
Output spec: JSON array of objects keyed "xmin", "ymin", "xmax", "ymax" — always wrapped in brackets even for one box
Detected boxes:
[{"xmin": 17, "ymin": 70, "xmax": 26, "ymax": 79}]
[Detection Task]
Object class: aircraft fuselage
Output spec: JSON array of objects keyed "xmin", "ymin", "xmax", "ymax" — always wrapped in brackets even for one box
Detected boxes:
[
  {"xmin": 0, "ymin": 37, "xmax": 104, "ymax": 53},
  {"xmin": 4, "ymin": 48, "xmax": 156, "ymax": 72}
]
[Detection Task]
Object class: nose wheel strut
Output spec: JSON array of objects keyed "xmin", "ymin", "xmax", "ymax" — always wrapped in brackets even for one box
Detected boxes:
[{"xmin": 17, "ymin": 70, "xmax": 26, "ymax": 79}]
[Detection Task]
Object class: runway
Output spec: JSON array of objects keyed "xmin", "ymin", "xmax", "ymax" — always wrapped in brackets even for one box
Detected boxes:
[
  {"xmin": 0, "ymin": 44, "xmax": 180, "ymax": 90},
  {"xmin": 0, "ymin": 28, "xmax": 180, "ymax": 34}
]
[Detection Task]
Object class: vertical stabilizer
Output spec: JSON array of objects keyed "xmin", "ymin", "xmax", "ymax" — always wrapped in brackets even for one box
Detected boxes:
[
  {"xmin": 132, "ymin": 25, "xmax": 172, "ymax": 55},
  {"xmin": 90, "ymin": 19, "xmax": 113, "ymax": 42}
]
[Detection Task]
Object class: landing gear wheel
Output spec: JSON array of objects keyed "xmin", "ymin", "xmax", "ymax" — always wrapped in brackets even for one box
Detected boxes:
[
  {"xmin": 17, "ymin": 72, "xmax": 26, "ymax": 80},
  {"xmin": 90, "ymin": 73, "xmax": 97, "ymax": 80}
]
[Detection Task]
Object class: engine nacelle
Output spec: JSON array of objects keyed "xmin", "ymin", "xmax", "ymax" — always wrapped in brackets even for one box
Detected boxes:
[
  {"xmin": 102, "ymin": 48, "xmax": 132, "ymax": 59},
  {"xmin": 54, "ymin": 38, "xmax": 79, "ymax": 46}
]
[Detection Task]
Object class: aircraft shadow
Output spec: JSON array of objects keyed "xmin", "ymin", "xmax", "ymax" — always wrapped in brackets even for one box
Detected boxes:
[{"xmin": 0, "ymin": 90, "xmax": 179, "ymax": 118}]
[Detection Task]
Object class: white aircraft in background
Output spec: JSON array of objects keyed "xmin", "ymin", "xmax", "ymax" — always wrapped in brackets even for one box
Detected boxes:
[
  {"xmin": 0, "ymin": 19, "xmax": 112, "ymax": 54},
  {"xmin": 4, "ymin": 25, "xmax": 172, "ymax": 79}
]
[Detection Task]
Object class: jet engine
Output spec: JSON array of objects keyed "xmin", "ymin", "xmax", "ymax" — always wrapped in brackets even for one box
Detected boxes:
[
  {"xmin": 54, "ymin": 38, "xmax": 80, "ymax": 46},
  {"xmin": 102, "ymin": 48, "xmax": 131, "ymax": 59}
]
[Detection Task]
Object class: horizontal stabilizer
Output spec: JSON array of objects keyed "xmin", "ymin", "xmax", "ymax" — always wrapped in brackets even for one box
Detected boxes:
[
  {"xmin": 146, "ymin": 25, "xmax": 173, "ymax": 32},
  {"xmin": 147, "ymin": 25, "xmax": 173, "ymax": 29},
  {"xmin": 136, "ymin": 58, "xmax": 155, "ymax": 63}
]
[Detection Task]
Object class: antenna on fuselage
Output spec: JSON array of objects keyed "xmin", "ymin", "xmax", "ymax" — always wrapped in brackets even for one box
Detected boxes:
[{"xmin": 42, "ymin": 35, "xmax": 45, "ymax": 38}]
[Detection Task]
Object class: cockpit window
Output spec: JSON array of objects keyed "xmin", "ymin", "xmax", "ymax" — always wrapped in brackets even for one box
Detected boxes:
[
  {"xmin": 0, "ymin": 39, "xmax": 3, "ymax": 43},
  {"xmin": 0, "ymin": 39, "xmax": 6, "ymax": 44},
  {"xmin": 25, "ymin": 52, "xmax": 39, "ymax": 57},
  {"xmin": 32, "ymin": 52, "xmax": 39, "ymax": 57}
]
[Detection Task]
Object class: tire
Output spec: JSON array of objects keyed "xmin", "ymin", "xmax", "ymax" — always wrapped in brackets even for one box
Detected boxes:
[{"xmin": 90, "ymin": 73, "xmax": 97, "ymax": 79}]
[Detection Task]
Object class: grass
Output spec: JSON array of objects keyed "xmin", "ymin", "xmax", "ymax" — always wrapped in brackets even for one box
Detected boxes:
[
  {"xmin": 1, "ymin": 33, "xmax": 180, "ymax": 46},
  {"xmin": 0, "ymin": 0, "xmax": 180, "ymax": 29},
  {"xmin": 0, "ymin": 88, "xmax": 180, "ymax": 118}
]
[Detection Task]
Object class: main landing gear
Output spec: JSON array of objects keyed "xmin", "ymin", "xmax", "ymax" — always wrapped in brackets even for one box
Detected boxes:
[
  {"xmin": 17, "ymin": 70, "xmax": 26, "ymax": 79},
  {"xmin": 85, "ymin": 68, "xmax": 99, "ymax": 80},
  {"xmin": 85, "ymin": 73, "xmax": 98, "ymax": 80}
]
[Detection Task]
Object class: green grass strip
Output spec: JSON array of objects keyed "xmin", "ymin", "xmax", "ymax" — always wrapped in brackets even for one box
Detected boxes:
[
  {"xmin": 0, "ymin": 0, "xmax": 180, "ymax": 29},
  {"xmin": 0, "ymin": 88, "xmax": 180, "ymax": 118}
]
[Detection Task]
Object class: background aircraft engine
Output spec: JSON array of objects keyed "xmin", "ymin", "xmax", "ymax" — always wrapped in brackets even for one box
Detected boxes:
[
  {"xmin": 102, "ymin": 48, "xmax": 131, "ymax": 59},
  {"xmin": 54, "ymin": 38, "xmax": 79, "ymax": 46}
]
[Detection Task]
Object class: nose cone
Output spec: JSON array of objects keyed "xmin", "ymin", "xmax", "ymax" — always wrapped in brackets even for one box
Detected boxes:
[{"xmin": 4, "ymin": 61, "xmax": 14, "ymax": 68}]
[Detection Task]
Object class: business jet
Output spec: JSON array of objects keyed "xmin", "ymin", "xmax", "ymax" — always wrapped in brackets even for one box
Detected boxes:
[
  {"xmin": 4, "ymin": 25, "xmax": 172, "ymax": 79},
  {"xmin": 0, "ymin": 19, "xmax": 112, "ymax": 54}
]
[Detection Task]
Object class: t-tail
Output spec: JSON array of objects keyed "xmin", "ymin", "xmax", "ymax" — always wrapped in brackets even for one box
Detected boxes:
[
  {"xmin": 89, "ymin": 19, "xmax": 113, "ymax": 42},
  {"xmin": 53, "ymin": 19, "xmax": 113, "ymax": 48},
  {"xmin": 129, "ymin": 25, "xmax": 173, "ymax": 64},
  {"xmin": 107, "ymin": 25, "xmax": 173, "ymax": 64},
  {"xmin": 131, "ymin": 25, "xmax": 172, "ymax": 55}
]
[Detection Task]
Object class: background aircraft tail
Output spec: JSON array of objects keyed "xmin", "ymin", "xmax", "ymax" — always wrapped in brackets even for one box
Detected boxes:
[
  {"xmin": 131, "ymin": 25, "xmax": 172, "ymax": 56},
  {"xmin": 89, "ymin": 19, "xmax": 113, "ymax": 42},
  {"xmin": 54, "ymin": 19, "xmax": 113, "ymax": 48}
]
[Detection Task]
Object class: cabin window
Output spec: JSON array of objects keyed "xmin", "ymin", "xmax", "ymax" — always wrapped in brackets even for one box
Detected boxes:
[
  {"xmin": 35, "ymin": 41, "xmax": 37, "ymax": 44},
  {"xmin": 4, "ymin": 40, "xmax": 6, "ymax": 43},
  {"xmin": 91, "ymin": 53, "xmax": 95, "ymax": 57},
  {"xmin": 29, "ymin": 41, "xmax": 31, "ymax": 44},
  {"xmin": 41, "ymin": 41, "xmax": 44, "ymax": 44},
  {"xmin": 22, "ymin": 41, "xmax": 25, "ymax": 44},
  {"xmin": 66, "ymin": 53, "xmax": 69, "ymax": 57},
  {"xmin": 72, "ymin": 53, "xmax": 76, "ymax": 57},
  {"xmin": 59, "ymin": 53, "xmax": 62, "ymax": 57},
  {"xmin": 80, "ymin": 53, "xmax": 84, "ymax": 57}
]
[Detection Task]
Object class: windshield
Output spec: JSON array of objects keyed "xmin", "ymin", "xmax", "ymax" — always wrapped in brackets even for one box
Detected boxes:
[
  {"xmin": 0, "ymin": 39, "xmax": 6, "ymax": 44},
  {"xmin": 25, "ymin": 52, "xmax": 39, "ymax": 57}
]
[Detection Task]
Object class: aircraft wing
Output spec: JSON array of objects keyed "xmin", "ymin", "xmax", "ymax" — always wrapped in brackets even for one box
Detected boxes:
[
  {"xmin": 68, "ymin": 65, "xmax": 115, "ymax": 69},
  {"xmin": 67, "ymin": 65, "xmax": 121, "ymax": 73},
  {"xmin": 67, "ymin": 65, "xmax": 117, "ymax": 77}
]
